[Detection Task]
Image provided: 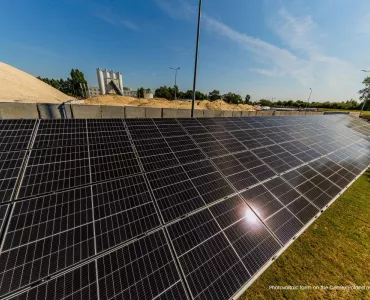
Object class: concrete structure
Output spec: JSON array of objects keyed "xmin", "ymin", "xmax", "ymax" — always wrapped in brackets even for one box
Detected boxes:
[
  {"xmin": 145, "ymin": 107, "xmax": 162, "ymax": 118},
  {"xmin": 37, "ymin": 103, "xmax": 66, "ymax": 119},
  {"xmin": 101, "ymin": 106, "xmax": 125, "ymax": 118},
  {"xmin": 163, "ymin": 108, "xmax": 192, "ymax": 118},
  {"xmin": 0, "ymin": 102, "xmax": 39, "ymax": 119},
  {"xmin": 193, "ymin": 110, "xmax": 204, "ymax": 118},
  {"xmin": 203, "ymin": 110, "xmax": 215, "ymax": 118},
  {"xmin": 0, "ymin": 102, "xmax": 330, "ymax": 119},
  {"xmin": 144, "ymin": 89, "xmax": 154, "ymax": 99},
  {"xmin": 232, "ymin": 111, "xmax": 242, "ymax": 117},
  {"xmin": 125, "ymin": 107, "xmax": 146, "ymax": 118},
  {"xmin": 88, "ymin": 86, "xmax": 100, "ymax": 98},
  {"xmin": 97, "ymin": 68, "xmax": 124, "ymax": 95},
  {"xmin": 71, "ymin": 104, "xmax": 101, "ymax": 119},
  {"xmin": 122, "ymin": 87, "xmax": 138, "ymax": 98}
]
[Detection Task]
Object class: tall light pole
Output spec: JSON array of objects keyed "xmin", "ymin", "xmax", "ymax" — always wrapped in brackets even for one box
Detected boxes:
[
  {"xmin": 360, "ymin": 70, "xmax": 370, "ymax": 115},
  {"xmin": 191, "ymin": 0, "xmax": 202, "ymax": 118},
  {"xmin": 306, "ymin": 88, "xmax": 312, "ymax": 109},
  {"xmin": 170, "ymin": 67, "xmax": 180, "ymax": 100}
]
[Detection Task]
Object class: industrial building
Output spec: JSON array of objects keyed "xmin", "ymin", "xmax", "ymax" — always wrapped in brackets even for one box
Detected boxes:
[
  {"xmin": 97, "ymin": 68, "xmax": 124, "ymax": 95},
  {"xmin": 87, "ymin": 68, "xmax": 153, "ymax": 99},
  {"xmin": 88, "ymin": 86, "xmax": 100, "ymax": 97}
]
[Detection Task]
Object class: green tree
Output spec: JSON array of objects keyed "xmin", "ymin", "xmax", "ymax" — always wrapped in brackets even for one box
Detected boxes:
[
  {"xmin": 137, "ymin": 87, "xmax": 145, "ymax": 98},
  {"xmin": 359, "ymin": 77, "xmax": 370, "ymax": 111},
  {"xmin": 245, "ymin": 94, "xmax": 251, "ymax": 104},
  {"xmin": 154, "ymin": 86, "xmax": 172, "ymax": 99},
  {"xmin": 209, "ymin": 90, "xmax": 221, "ymax": 101},
  {"xmin": 184, "ymin": 90, "xmax": 193, "ymax": 99},
  {"xmin": 224, "ymin": 93, "xmax": 243, "ymax": 104},
  {"xmin": 70, "ymin": 69, "xmax": 87, "ymax": 98}
]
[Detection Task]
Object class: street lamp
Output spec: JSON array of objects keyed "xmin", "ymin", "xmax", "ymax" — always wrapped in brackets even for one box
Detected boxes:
[
  {"xmin": 306, "ymin": 88, "xmax": 312, "ymax": 109},
  {"xmin": 191, "ymin": 0, "xmax": 202, "ymax": 118},
  {"xmin": 170, "ymin": 67, "xmax": 180, "ymax": 100}
]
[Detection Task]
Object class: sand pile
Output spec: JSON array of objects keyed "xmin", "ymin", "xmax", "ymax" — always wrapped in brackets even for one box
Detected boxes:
[
  {"xmin": 85, "ymin": 95, "xmax": 256, "ymax": 111},
  {"xmin": 0, "ymin": 62, "xmax": 74, "ymax": 103}
]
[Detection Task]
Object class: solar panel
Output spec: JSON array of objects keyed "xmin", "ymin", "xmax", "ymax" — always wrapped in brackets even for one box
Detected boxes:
[
  {"xmin": 0, "ymin": 151, "xmax": 27, "ymax": 203},
  {"xmin": 97, "ymin": 229, "xmax": 189, "ymax": 300},
  {"xmin": 0, "ymin": 187, "xmax": 95, "ymax": 296},
  {"xmin": 0, "ymin": 115, "xmax": 369, "ymax": 300},
  {"xmin": 0, "ymin": 120, "xmax": 35, "ymax": 152}
]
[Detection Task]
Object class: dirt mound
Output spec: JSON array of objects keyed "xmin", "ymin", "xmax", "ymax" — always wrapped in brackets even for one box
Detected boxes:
[
  {"xmin": 84, "ymin": 95, "xmax": 256, "ymax": 111},
  {"xmin": 0, "ymin": 62, "xmax": 74, "ymax": 103}
]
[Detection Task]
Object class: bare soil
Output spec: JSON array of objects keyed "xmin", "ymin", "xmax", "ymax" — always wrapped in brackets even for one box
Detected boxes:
[
  {"xmin": 84, "ymin": 94, "xmax": 256, "ymax": 111},
  {"xmin": 0, "ymin": 62, "xmax": 74, "ymax": 103}
]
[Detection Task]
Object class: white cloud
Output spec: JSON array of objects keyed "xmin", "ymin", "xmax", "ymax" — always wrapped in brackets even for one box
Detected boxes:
[
  {"xmin": 96, "ymin": 13, "xmax": 139, "ymax": 31},
  {"xmin": 155, "ymin": 0, "xmax": 362, "ymax": 100},
  {"xmin": 358, "ymin": 13, "xmax": 370, "ymax": 36},
  {"xmin": 154, "ymin": 0, "xmax": 195, "ymax": 20},
  {"xmin": 121, "ymin": 20, "xmax": 140, "ymax": 31}
]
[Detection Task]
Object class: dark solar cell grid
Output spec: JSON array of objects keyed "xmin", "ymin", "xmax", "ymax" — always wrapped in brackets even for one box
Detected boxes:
[
  {"xmin": 0, "ymin": 205, "xmax": 8, "ymax": 233},
  {"xmin": 133, "ymin": 138, "xmax": 179, "ymax": 172},
  {"xmin": 92, "ymin": 175, "xmax": 161, "ymax": 252},
  {"xmin": 88, "ymin": 130, "xmax": 129, "ymax": 145},
  {"xmin": 0, "ymin": 187, "xmax": 95, "ymax": 297},
  {"xmin": 124, "ymin": 118, "xmax": 154, "ymax": 126},
  {"xmin": 184, "ymin": 126, "xmax": 209, "ymax": 135},
  {"xmin": 218, "ymin": 138, "xmax": 246, "ymax": 153},
  {"xmin": 86, "ymin": 119, "xmax": 126, "ymax": 132},
  {"xmin": 221, "ymin": 209, "xmax": 281, "ymax": 275},
  {"xmin": 191, "ymin": 170, "xmax": 235, "ymax": 204},
  {"xmin": 263, "ymin": 155, "xmax": 293, "ymax": 174},
  {"xmin": 33, "ymin": 132, "xmax": 88, "ymax": 148},
  {"xmin": 168, "ymin": 213, "xmax": 250, "ymax": 300},
  {"xmin": 234, "ymin": 151, "xmax": 264, "ymax": 169},
  {"xmin": 191, "ymin": 133, "xmax": 217, "ymax": 144},
  {"xmin": 204, "ymin": 125, "xmax": 226, "ymax": 133},
  {"xmin": 156, "ymin": 123, "xmax": 187, "ymax": 137},
  {"xmin": 147, "ymin": 166, "xmax": 205, "ymax": 222},
  {"xmin": 167, "ymin": 209, "xmax": 219, "ymax": 256},
  {"xmin": 212, "ymin": 155, "xmax": 246, "ymax": 177},
  {"xmin": 212, "ymin": 131, "xmax": 234, "ymax": 141},
  {"xmin": 127, "ymin": 125, "xmax": 162, "ymax": 140},
  {"xmin": 7, "ymin": 262, "xmax": 98, "ymax": 300},
  {"xmin": 287, "ymin": 196, "xmax": 319, "ymax": 224},
  {"xmin": 0, "ymin": 119, "xmax": 34, "ymax": 127},
  {"xmin": 283, "ymin": 167, "xmax": 334, "ymax": 209},
  {"xmin": 0, "ymin": 151, "xmax": 26, "ymax": 203},
  {"xmin": 97, "ymin": 230, "xmax": 184, "ymax": 300},
  {"xmin": 241, "ymin": 185, "xmax": 283, "ymax": 221},
  {"xmin": 90, "ymin": 144, "xmax": 140, "ymax": 183},
  {"xmin": 227, "ymin": 170, "xmax": 259, "ymax": 191},
  {"xmin": 264, "ymin": 208, "xmax": 303, "ymax": 245},
  {"xmin": 249, "ymin": 165, "xmax": 277, "ymax": 182},
  {"xmin": 0, "ymin": 127, "xmax": 34, "ymax": 152},
  {"xmin": 18, "ymin": 146, "xmax": 91, "ymax": 199},
  {"xmin": 263, "ymin": 177, "xmax": 301, "ymax": 206}
]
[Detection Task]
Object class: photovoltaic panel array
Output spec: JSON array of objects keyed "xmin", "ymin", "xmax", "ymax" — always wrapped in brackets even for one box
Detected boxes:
[{"xmin": 0, "ymin": 115, "xmax": 369, "ymax": 300}]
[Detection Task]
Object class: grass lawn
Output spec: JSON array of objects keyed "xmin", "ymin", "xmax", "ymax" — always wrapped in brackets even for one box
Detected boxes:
[{"xmin": 240, "ymin": 168, "xmax": 370, "ymax": 300}]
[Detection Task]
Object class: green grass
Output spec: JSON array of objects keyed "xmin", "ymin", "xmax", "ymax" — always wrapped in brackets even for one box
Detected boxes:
[
  {"xmin": 317, "ymin": 108, "xmax": 370, "ymax": 115},
  {"xmin": 240, "ymin": 169, "xmax": 370, "ymax": 300}
]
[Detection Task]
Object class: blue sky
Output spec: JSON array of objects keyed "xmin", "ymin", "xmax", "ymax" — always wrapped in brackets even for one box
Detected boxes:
[{"xmin": 1, "ymin": 0, "xmax": 370, "ymax": 102}]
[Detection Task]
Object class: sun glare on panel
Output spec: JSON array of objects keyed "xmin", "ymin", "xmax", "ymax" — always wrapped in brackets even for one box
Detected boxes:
[{"xmin": 245, "ymin": 208, "xmax": 259, "ymax": 224}]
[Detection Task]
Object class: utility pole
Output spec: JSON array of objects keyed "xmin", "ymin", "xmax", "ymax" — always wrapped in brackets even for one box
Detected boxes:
[
  {"xmin": 191, "ymin": 0, "xmax": 202, "ymax": 117},
  {"xmin": 170, "ymin": 67, "xmax": 180, "ymax": 100},
  {"xmin": 306, "ymin": 88, "xmax": 312, "ymax": 109}
]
